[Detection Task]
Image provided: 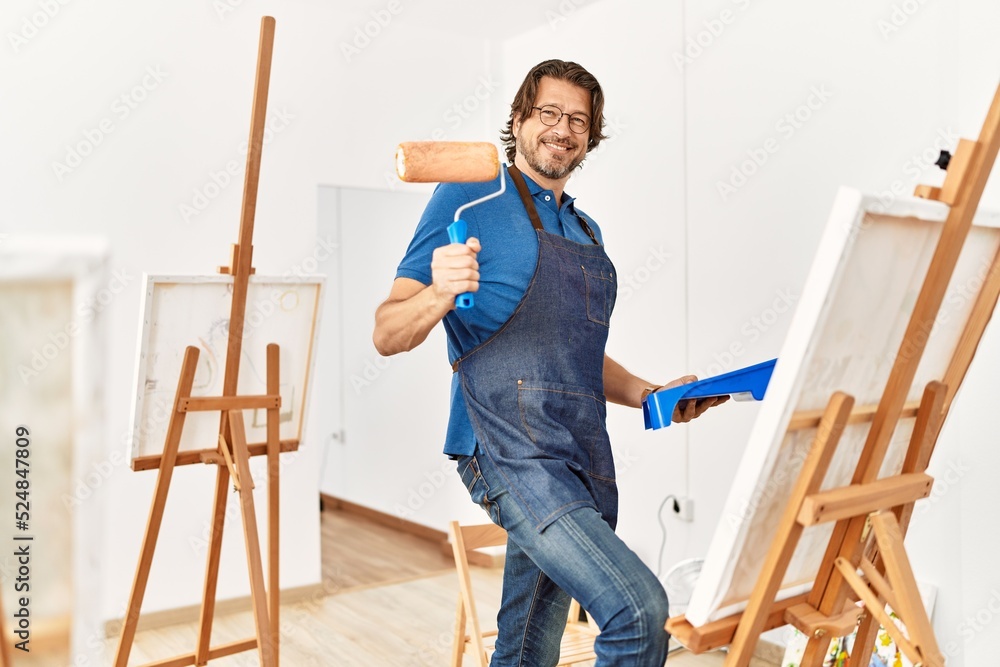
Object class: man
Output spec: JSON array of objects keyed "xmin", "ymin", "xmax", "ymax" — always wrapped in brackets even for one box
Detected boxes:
[{"xmin": 373, "ymin": 59, "xmax": 725, "ymax": 666}]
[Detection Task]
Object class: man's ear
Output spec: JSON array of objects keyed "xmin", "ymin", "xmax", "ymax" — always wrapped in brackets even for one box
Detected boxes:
[{"xmin": 512, "ymin": 114, "xmax": 522, "ymax": 138}]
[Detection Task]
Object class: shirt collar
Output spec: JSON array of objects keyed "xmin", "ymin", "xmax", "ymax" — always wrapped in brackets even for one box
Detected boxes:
[{"xmin": 507, "ymin": 165, "xmax": 577, "ymax": 208}]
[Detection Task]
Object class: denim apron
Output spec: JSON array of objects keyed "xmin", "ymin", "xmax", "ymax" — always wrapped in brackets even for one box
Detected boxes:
[{"xmin": 454, "ymin": 165, "xmax": 619, "ymax": 533}]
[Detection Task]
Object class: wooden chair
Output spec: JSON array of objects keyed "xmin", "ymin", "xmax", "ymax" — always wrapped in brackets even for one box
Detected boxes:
[{"xmin": 448, "ymin": 520, "xmax": 600, "ymax": 666}]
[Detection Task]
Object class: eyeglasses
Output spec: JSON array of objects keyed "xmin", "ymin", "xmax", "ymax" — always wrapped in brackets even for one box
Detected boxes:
[{"xmin": 531, "ymin": 105, "xmax": 591, "ymax": 134}]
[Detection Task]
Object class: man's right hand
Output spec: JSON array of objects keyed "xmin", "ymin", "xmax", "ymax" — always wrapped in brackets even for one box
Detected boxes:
[
  {"xmin": 430, "ymin": 237, "xmax": 481, "ymax": 310},
  {"xmin": 373, "ymin": 237, "xmax": 483, "ymax": 356}
]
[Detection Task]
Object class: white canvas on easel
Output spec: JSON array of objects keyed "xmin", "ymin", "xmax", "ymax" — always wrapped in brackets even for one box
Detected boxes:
[
  {"xmin": 685, "ymin": 190, "xmax": 1000, "ymax": 627},
  {"xmin": 128, "ymin": 274, "xmax": 324, "ymax": 468},
  {"xmin": 668, "ymin": 85, "xmax": 999, "ymax": 667}
]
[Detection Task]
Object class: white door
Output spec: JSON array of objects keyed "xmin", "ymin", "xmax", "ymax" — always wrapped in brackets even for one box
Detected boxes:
[{"xmin": 316, "ymin": 185, "xmax": 455, "ymax": 514}]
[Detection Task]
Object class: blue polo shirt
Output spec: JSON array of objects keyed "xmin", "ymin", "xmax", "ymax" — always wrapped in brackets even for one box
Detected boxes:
[{"xmin": 395, "ymin": 165, "xmax": 605, "ymax": 456}]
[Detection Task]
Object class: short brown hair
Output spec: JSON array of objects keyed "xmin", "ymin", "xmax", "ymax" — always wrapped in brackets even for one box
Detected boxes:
[{"xmin": 500, "ymin": 59, "xmax": 607, "ymax": 164}]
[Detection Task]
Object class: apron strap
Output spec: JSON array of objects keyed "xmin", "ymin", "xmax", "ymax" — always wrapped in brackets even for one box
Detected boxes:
[
  {"xmin": 507, "ymin": 165, "xmax": 599, "ymax": 245},
  {"xmin": 452, "ymin": 165, "xmax": 602, "ymax": 374},
  {"xmin": 507, "ymin": 164, "xmax": 545, "ymax": 232}
]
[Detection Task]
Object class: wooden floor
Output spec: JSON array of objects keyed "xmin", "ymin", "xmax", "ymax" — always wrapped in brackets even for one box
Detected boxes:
[{"xmin": 99, "ymin": 505, "xmax": 743, "ymax": 666}]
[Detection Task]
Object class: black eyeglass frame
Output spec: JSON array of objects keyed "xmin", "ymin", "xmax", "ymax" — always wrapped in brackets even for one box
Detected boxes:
[{"xmin": 530, "ymin": 105, "xmax": 591, "ymax": 134}]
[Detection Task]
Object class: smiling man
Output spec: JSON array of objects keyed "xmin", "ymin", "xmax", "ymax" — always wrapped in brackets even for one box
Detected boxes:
[{"xmin": 373, "ymin": 59, "xmax": 724, "ymax": 666}]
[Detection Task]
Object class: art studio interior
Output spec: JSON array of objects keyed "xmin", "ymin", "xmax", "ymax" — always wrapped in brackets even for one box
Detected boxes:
[{"xmin": 2, "ymin": 1, "xmax": 999, "ymax": 666}]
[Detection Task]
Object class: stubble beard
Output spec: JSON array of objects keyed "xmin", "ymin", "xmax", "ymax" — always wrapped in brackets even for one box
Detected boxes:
[{"xmin": 516, "ymin": 133, "xmax": 586, "ymax": 180}]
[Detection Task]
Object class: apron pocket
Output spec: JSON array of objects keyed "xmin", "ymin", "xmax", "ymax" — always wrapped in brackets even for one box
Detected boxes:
[
  {"xmin": 517, "ymin": 380, "xmax": 615, "ymax": 482},
  {"xmin": 581, "ymin": 265, "xmax": 615, "ymax": 326}
]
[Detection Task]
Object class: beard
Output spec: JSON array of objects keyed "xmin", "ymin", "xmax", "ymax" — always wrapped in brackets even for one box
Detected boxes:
[{"xmin": 516, "ymin": 133, "xmax": 586, "ymax": 180}]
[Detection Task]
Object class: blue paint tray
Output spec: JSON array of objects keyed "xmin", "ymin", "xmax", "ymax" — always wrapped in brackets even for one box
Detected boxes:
[{"xmin": 643, "ymin": 358, "xmax": 777, "ymax": 430}]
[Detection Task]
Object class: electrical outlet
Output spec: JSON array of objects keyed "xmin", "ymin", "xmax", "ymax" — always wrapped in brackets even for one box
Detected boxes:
[{"xmin": 675, "ymin": 497, "xmax": 694, "ymax": 522}]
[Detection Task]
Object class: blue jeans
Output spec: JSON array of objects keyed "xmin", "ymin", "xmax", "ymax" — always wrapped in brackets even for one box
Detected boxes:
[{"xmin": 458, "ymin": 452, "xmax": 670, "ymax": 666}]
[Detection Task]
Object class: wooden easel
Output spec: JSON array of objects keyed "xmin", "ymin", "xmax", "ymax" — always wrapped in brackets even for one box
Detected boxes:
[
  {"xmin": 114, "ymin": 17, "xmax": 282, "ymax": 667},
  {"xmin": 668, "ymin": 82, "xmax": 1000, "ymax": 667}
]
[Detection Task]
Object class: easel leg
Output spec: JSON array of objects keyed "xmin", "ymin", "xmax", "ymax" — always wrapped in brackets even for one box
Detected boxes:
[
  {"xmin": 114, "ymin": 347, "xmax": 200, "ymax": 667},
  {"xmin": 848, "ymin": 381, "xmax": 947, "ymax": 667},
  {"xmin": 195, "ymin": 461, "xmax": 231, "ymax": 665},
  {"xmin": 798, "ymin": 634, "xmax": 831, "ymax": 667},
  {"xmin": 850, "ymin": 613, "xmax": 881, "ymax": 667},
  {"xmin": 798, "ymin": 381, "xmax": 948, "ymax": 667},
  {"xmin": 229, "ymin": 410, "xmax": 275, "ymax": 666},
  {"xmin": 871, "ymin": 513, "xmax": 944, "ymax": 666},
  {"xmin": 725, "ymin": 393, "xmax": 855, "ymax": 667},
  {"xmin": 266, "ymin": 343, "xmax": 281, "ymax": 665},
  {"xmin": 451, "ymin": 595, "xmax": 467, "ymax": 667}
]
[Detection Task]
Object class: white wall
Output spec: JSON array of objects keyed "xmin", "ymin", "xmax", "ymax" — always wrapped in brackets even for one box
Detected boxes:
[{"xmin": 4, "ymin": 0, "xmax": 999, "ymax": 663}]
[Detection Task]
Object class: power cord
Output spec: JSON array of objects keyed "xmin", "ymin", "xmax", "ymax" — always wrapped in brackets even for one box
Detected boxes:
[{"xmin": 655, "ymin": 494, "xmax": 679, "ymax": 578}]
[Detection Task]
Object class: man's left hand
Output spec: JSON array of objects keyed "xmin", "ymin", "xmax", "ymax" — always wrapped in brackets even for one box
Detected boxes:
[{"xmin": 658, "ymin": 375, "xmax": 731, "ymax": 424}]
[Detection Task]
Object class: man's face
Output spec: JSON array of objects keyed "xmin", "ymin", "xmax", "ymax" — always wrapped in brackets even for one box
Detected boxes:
[{"xmin": 513, "ymin": 76, "xmax": 591, "ymax": 182}]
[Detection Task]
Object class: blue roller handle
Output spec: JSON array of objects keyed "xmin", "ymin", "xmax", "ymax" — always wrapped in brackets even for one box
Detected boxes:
[{"xmin": 447, "ymin": 219, "xmax": 474, "ymax": 309}]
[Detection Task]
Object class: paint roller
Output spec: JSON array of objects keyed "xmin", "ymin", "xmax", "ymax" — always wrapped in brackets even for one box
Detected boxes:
[{"xmin": 396, "ymin": 141, "xmax": 506, "ymax": 309}]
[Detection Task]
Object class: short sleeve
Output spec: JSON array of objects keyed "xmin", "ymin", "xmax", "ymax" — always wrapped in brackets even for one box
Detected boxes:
[{"xmin": 395, "ymin": 182, "xmax": 480, "ymax": 285}]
